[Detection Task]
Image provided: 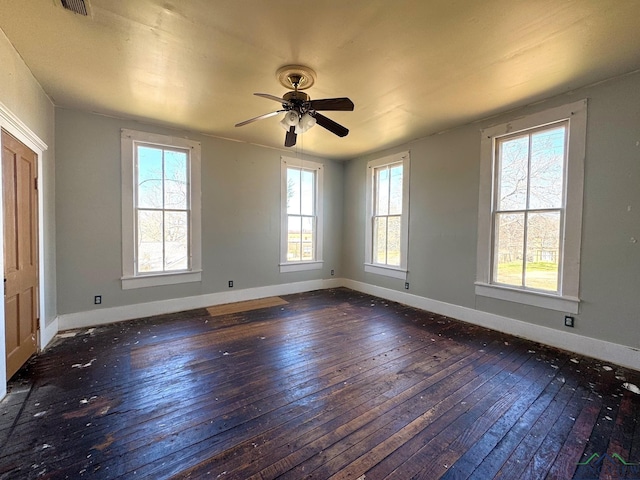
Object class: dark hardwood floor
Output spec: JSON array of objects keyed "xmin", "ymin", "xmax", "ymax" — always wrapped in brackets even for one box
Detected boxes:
[{"xmin": 1, "ymin": 288, "xmax": 639, "ymax": 479}]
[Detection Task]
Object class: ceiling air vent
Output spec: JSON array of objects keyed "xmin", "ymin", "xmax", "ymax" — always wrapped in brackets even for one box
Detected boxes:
[{"xmin": 60, "ymin": 0, "xmax": 89, "ymax": 16}]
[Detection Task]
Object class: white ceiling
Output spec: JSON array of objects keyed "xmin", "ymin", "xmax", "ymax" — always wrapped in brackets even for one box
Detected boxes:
[{"xmin": 1, "ymin": 0, "xmax": 640, "ymax": 159}]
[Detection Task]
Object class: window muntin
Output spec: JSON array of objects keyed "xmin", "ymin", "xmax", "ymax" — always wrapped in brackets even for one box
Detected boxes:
[
  {"xmin": 492, "ymin": 122, "xmax": 567, "ymax": 293},
  {"xmin": 135, "ymin": 143, "xmax": 190, "ymax": 274}
]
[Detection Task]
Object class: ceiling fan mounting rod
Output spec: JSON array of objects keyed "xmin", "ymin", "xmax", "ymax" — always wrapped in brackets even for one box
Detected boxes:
[{"xmin": 288, "ymin": 74, "xmax": 303, "ymax": 90}]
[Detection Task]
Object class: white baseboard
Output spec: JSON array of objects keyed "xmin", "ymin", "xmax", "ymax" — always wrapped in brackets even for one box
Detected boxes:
[
  {"xmin": 41, "ymin": 317, "xmax": 59, "ymax": 350},
  {"xmin": 58, "ymin": 278, "xmax": 342, "ymax": 331},
  {"xmin": 343, "ymin": 279, "xmax": 640, "ymax": 372}
]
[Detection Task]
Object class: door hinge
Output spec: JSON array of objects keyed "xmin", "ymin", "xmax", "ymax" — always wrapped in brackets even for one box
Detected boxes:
[{"xmin": 35, "ymin": 178, "xmax": 39, "ymax": 190}]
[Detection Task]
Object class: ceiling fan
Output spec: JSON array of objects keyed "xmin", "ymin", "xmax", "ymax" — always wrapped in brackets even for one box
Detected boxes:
[{"xmin": 235, "ymin": 65, "xmax": 354, "ymax": 147}]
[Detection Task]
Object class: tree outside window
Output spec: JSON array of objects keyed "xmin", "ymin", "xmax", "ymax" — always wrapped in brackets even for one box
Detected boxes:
[{"xmin": 493, "ymin": 123, "xmax": 567, "ymax": 292}]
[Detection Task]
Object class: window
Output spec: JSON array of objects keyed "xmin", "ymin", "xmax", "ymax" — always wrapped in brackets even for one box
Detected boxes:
[
  {"xmin": 121, "ymin": 129, "xmax": 201, "ymax": 289},
  {"xmin": 280, "ymin": 157, "xmax": 323, "ymax": 273},
  {"xmin": 365, "ymin": 152, "xmax": 410, "ymax": 280},
  {"xmin": 476, "ymin": 100, "xmax": 587, "ymax": 313}
]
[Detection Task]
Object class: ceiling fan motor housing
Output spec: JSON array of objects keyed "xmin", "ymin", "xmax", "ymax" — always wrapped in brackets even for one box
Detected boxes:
[{"xmin": 235, "ymin": 64, "xmax": 352, "ymax": 147}]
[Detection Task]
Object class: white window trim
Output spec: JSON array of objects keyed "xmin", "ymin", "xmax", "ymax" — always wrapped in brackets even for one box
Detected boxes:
[
  {"xmin": 365, "ymin": 151, "xmax": 411, "ymax": 280},
  {"xmin": 279, "ymin": 156, "xmax": 324, "ymax": 273},
  {"xmin": 475, "ymin": 99, "xmax": 587, "ymax": 313},
  {"xmin": 121, "ymin": 129, "xmax": 202, "ymax": 289}
]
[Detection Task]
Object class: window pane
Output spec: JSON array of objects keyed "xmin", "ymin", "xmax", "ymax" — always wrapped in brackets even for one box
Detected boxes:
[
  {"xmin": 301, "ymin": 216, "xmax": 314, "ymax": 261},
  {"xmin": 376, "ymin": 167, "xmax": 389, "ymax": 215},
  {"xmin": 373, "ymin": 217, "xmax": 387, "ymax": 264},
  {"xmin": 287, "ymin": 168, "xmax": 301, "ymax": 215},
  {"xmin": 164, "ymin": 211, "xmax": 188, "ymax": 271},
  {"xmin": 387, "ymin": 215, "xmax": 401, "ymax": 266},
  {"xmin": 529, "ymin": 126, "xmax": 565, "ymax": 209},
  {"xmin": 494, "ymin": 212, "xmax": 524, "ymax": 286},
  {"xmin": 389, "ymin": 164, "xmax": 403, "ymax": 215},
  {"xmin": 164, "ymin": 150, "xmax": 188, "ymax": 209},
  {"xmin": 137, "ymin": 210, "xmax": 163, "ymax": 272},
  {"xmin": 287, "ymin": 215, "xmax": 302, "ymax": 261},
  {"xmin": 497, "ymin": 136, "xmax": 529, "ymax": 211},
  {"xmin": 525, "ymin": 211, "xmax": 560, "ymax": 291},
  {"xmin": 300, "ymin": 170, "xmax": 315, "ymax": 216},
  {"xmin": 137, "ymin": 146, "xmax": 163, "ymax": 208}
]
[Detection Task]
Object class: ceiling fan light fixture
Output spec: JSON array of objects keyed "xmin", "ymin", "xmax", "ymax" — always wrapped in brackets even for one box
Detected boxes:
[
  {"xmin": 280, "ymin": 111, "xmax": 299, "ymax": 130},
  {"xmin": 298, "ymin": 113, "xmax": 317, "ymax": 133}
]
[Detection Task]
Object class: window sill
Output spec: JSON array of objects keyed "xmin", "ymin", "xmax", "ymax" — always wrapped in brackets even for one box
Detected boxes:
[
  {"xmin": 122, "ymin": 270, "xmax": 202, "ymax": 290},
  {"xmin": 475, "ymin": 282, "xmax": 579, "ymax": 314},
  {"xmin": 279, "ymin": 261, "xmax": 323, "ymax": 273},
  {"xmin": 364, "ymin": 263, "xmax": 408, "ymax": 280}
]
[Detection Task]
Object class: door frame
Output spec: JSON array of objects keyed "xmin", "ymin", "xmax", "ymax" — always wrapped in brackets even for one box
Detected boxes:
[{"xmin": 0, "ymin": 102, "xmax": 48, "ymax": 397}]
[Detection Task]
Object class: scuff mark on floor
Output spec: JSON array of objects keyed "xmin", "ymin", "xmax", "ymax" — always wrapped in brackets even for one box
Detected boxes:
[
  {"xmin": 623, "ymin": 382, "xmax": 640, "ymax": 395},
  {"xmin": 57, "ymin": 332, "xmax": 77, "ymax": 339},
  {"xmin": 72, "ymin": 358, "xmax": 97, "ymax": 369},
  {"xmin": 63, "ymin": 396, "xmax": 113, "ymax": 419},
  {"xmin": 92, "ymin": 433, "xmax": 115, "ymax": 451}
]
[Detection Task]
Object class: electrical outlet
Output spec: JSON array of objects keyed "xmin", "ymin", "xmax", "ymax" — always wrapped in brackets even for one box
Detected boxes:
[
  {"xmin": 94, "ymin": 295, "xmax": 102, "ymax": 305},
  {"xmin": 564, "ymin": 315, "xmax": 574, "ymax": 327},
  {"xmin": 331, "ymin": 269, "xmax": 335, "ymax": 276},
  {"xmin": 405, "ymin": 282, "xmax": 410, "ymax": 290},
  {"xmin": 228, "ymin": 280, "xmax": 234, "ymax": 288}
]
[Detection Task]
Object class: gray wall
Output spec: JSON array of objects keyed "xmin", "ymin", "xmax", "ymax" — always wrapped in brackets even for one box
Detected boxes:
[
  {"xmin": 342, "ymin": 71, "xmax": 640, "ymax": 350},
  {"xmin": 55, "ymin": 109, "xmax": 343, "ymax": 314}
]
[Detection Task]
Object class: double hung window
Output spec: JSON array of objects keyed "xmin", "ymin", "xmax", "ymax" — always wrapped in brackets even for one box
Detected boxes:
[
  {"xmin": 280, "ymin": 157, "xmax": 323, "ymax": 272},
  {"xmin": 121, "ymin": 129, "xmax": 201, "ymax": 289},
  {"xmin": 476, "ymin": 100, "xmax": 587, "ymax": 312},
  {"xmin": 365, "ymin": 152, "xmax": 410, "ymax": 280}
]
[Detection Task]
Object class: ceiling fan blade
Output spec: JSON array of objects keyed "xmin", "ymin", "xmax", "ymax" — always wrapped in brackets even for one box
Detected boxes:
[
  {"xmin": 255, "ymin": 93, "xmax": 291, "ymax": 105},
  {"xmin": 285, "ymin": 125, "xmax": 297, "ymax": 147},
  {"xmin": 309, "ymin": 97, "xmax": 355, "ymax": 111},
  {"xmin": 314, "ymin": 113, "xmax": 349, "ymax": 137},
  {"xmin": 235, "ymin": 110, "xmax": 284, "ymax": 127}
]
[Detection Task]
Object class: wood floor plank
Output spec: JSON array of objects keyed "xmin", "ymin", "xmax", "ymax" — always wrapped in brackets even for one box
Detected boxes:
[
  {"xmin": 544, "ymin": 390, "xmax": 603, "ymax": 480},
  {"xmin": 168, "ymin": 341, "xmax": 471, "ymax": 479},
  {"xmin": 516, "ymin": 383, "xmax": 590, "ymax": 480},
  {"xmin": 174, "ymin": 341, "xmax": 485, "ymax": 480},
  {"xmin": 373, "ymin": 349, "xmax": 536, "ymax": 478},
  {"xmin": 321, "ymin": 345, "xmax": 532, "ymax": 480},
  {"xmin": 281, "ymin": 341, "xmax": 520, "ymax": 480},
  {"xmin": 374, "ymin": 349, "xmax": 554, "ymax": 479},
  {"xmin": 205, "ymin": 296, "xmax": 288, "ymax": 317},
  {"xmin": 490, "ymin": 373, "xmax": 580, "ymax": 479},
  {"xmin": 0, "ymin": 287, "xmax": 639, "ymax": 480}
]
